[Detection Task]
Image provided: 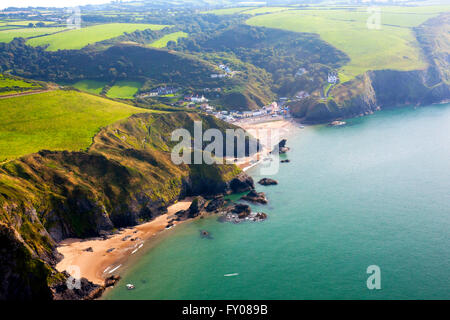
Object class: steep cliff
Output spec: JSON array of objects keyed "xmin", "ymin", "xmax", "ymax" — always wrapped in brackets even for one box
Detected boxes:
[
  {"xmin": 0, "ymin": 112, "xmax": 256, "ymax": 300},
  {"xmin": 290, "ymin": 13, "xmax": 450, "ymax": 123}
]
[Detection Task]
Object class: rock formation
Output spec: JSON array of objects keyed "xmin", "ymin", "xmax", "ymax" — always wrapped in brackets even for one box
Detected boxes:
[
  {"xmin": 258, "ymin": 178, "xmax": 278, "ymax": 186},
  {"xmin": 240, "ymin": 190, "xmax": 268, "ymax": 204}
]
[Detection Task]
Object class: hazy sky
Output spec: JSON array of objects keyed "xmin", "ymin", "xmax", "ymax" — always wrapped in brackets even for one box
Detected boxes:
[{"xmin": 0, "ymin": 1, "xmax": 114, "ymax": 10}]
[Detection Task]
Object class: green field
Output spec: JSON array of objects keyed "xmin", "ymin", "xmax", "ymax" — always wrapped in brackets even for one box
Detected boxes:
[
  {"xmin": 106, "ymin": 80, "xmax": 142, "ymax": 99},
  {"xmin": 246, "ymin": 6, "xmax": 445, "ymax": 81},
  {"xmin": 203, "ymin": 7, "xmax": 255, "ymax": 15},
  {"xmin": 72, "ymin": 79, "xmax": 107, "ymax": 95},
  {"xmin": 0, "ymin": 20, "xmax": 56, "ymax": 26},
  {"xmin": 149, "ymin": 31, "xmax": 188, "ymax": 48},
  {"xmin": 241, "ymin": 7, "xmax": 292, "ymax": 15},
  {"xmin": 0, "ymin": 27, "xmax": 67, "ymax": 43},
  {"xmin": 0, "ymin": 90, "xmax": 153, "ymax": 161},
  {"xmin": 0, "ymin": 74, "xmax": 42, "ymax": 95},
  {"xmin": 26, "ymin": 23, "xmax": 170, "ymax": 51}
]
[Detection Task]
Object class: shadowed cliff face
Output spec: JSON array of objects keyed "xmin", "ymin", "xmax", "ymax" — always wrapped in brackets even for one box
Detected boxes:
[
  {"xmin": 290, "ymin": 13, "xmax": 450, "ymax": 123},
  {"xmin": 0, "ymin": 112, "xmax": 256, "ymax": 300}
]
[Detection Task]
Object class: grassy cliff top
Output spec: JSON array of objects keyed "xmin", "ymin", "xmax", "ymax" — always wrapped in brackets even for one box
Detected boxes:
[
  {"xmin": 246, "ymin": 6, "xmax": 449, "ymax": 81},
  {"xmin": 0, "ymin": 90, "xmax": 161, "ymax": 161}
]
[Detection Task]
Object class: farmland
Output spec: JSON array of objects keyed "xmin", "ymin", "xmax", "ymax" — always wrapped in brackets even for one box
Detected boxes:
[
  {"xmin": 0, "ymin": 20, "xmax": 57, "ymax": 27},
  {"xmin": 0, "ymin": 27, "xmax": 67, "ymax": 43},
  {"xmin": 202, "ymin": 7, "xmax": 254, "ymax": 15},
  {"xmin": 246, "ymin": 7, "xmax": 440, "ymax": 81},
  {"xmin": 106, "ymin": 80, "xmax": 142, "ymax": 99},
  {"xmin": 149, "ymin": 31, "xmax": 188, "ymax": 48},
  {"xmin": 72, "ymin": 79, "xmax": 107, "ymax": 95},
  {"xmin": 26, "ymin": 23, "xmax": 170, "ymax": 51},
  {"xmin": 0, "ymin": 90, "xmax": 155, "ymax": 161}
]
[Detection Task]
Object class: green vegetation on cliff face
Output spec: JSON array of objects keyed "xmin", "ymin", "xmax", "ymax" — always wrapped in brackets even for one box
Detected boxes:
[
  {"xmin": 0, "ymin": 110, "xmax": 252, "ymax": 299},
  {"xmin": 415, "ymin": 14, "xmax": 450, "ymax": 85},
  {"xmin": 0, "ymin": 223, "xmax": 54, "ymax": 300},
  {"xmin": 0, "ymin": 90, "xmax": 157, "ymax": 161}
]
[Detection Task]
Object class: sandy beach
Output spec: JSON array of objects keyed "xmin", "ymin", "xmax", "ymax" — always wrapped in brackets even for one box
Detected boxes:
[
  {"xmin": 56, "ymin": 198, "xmax": 193, "ymax": 285},
  {"xmin": 232, "ymin": 117, "xmax": 299, "ymax": 170}
]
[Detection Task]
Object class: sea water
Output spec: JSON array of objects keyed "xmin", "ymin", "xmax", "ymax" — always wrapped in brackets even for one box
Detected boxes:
[{"xmin": 104, "ymin": 104, "xmax": 450, "ymax": 300}]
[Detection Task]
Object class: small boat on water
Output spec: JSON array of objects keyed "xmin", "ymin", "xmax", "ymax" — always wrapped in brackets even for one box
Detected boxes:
[
  {"xmin": 224, "ymin": 273, "xmax": 239, "ymax": 277},
  {"xmin": 126, "ymin": 284, "xmax": 135, "ymax": 290}
]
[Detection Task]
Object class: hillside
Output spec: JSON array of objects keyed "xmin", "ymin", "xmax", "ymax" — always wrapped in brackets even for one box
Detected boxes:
[
  {"xmin": 186, "ymin": 24, "xmax": 349, "ymax": 97},
  {"xmin": 289, "ymin": 13, "xmax": 450, "ymax": 122},
  {"xmin": 0, "ymin": 90, "xmax": 157, "ymax": 162},
  {"xmin": 26, "ymin": 23, "xmax": 170, "ymax": 51},
  {"xmin": 246, "ymin": 6, "xmax": 435, "ymax": 81},
  {"xmin": 0, "ymin": 40, "xmax": 273, "ymax": 110},
  {"xmin": 0, "ymin": 111, "xmax": 257, "ymax": 300}
]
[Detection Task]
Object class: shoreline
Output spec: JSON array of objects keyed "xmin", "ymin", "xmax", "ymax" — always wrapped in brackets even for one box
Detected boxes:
[
  {"xmin": 56, "ymin": 198, "xmax": 193, "ymax": 285},
  {"xmin": 234, "ymin": 117, "xmax": 300, "ymax": 170},
  {"xmin": 55, "ymin": 117, "xmax": 302, "ymax": 288}
]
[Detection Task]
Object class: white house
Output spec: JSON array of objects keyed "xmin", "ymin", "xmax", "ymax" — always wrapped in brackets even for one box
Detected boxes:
[
  {"xmin": 328, "ymin": 72, "xmax": 339, "ymax": 84},
  {"xmin": 191, "ymin": 95, "xmax": 208, "ymax": 103}
]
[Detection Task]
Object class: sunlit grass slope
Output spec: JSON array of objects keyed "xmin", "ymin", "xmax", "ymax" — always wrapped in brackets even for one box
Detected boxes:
[
  {"xmin": 0, "ymin": 27, "xmax": 67, "ymax": 43},
  {"xmin": 72, "ymin": 79, "xmax": 107, "ymax": 95},
  {"xmin": 106, "ymin": 80, "xmax": 142, "ymax": 99},
  {"xmin": 0, "ymin": 90, "xmax": 155, "ymax": 161},
  {"xmin": 149, "ymin": 31, "xmax": 188, "ymax": 48},
  {"xmin": 26, "ymin": 23, "xmax": 170, "ymax": 51}
]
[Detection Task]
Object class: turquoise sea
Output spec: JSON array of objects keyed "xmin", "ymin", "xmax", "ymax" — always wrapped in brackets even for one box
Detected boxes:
[{"xmin": 104, "ymin": 104, "xmax": 450, "ymax": 300}]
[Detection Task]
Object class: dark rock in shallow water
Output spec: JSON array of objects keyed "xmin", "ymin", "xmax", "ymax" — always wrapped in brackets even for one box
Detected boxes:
[
  {"xmin": 175, "ymin": 196, "xmax": 207, "ymax": 221},
  {"xmin": 281, "ymin": 159, "xmax": 290, "ymax": 163},
  {"xmin": 240, "ymin": 190, "xmax": 268, "ymax": 204},
  {"xmin": 229, "ymin": 172, "xmax": 255, "ymax": 193},
  {"xmin": 206, "ymin": 195, "xmax": 225, "ymax": 212},
  {"xmin": 104, "ymin": 275, "xmax": 120, "ymax": 288},
  {"xmin": 188, "ymin": 196, "xmax": 206, "ymax": 217},
  {"xmin": 200, "ymin": 230, "xmax": 212, "ymax": 239},
  {"xmin": 272, "ymin": 139, "xmax": 290, "ymax": 154},
  {"xmin": 232, "ymin": 203, "xmax": 252, "ymax": 217},
  {"xmin": 258, "ymin": 178, "xmax": 278, "ymax": 186}
]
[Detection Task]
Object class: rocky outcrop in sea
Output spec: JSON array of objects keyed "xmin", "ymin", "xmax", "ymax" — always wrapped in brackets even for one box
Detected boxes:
[{"xmin": 240, "ymin": 190, "xmax": 268, "ymax": 204}]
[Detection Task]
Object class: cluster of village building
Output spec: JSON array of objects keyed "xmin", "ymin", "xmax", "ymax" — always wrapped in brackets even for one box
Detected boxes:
[
  {"xmin": 135, "ymin": 65, "xmax": 340, "ymax": 124},
  {"xmin": 199, "ymin": 101, "xmax": 290, "ymax": 124}
]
